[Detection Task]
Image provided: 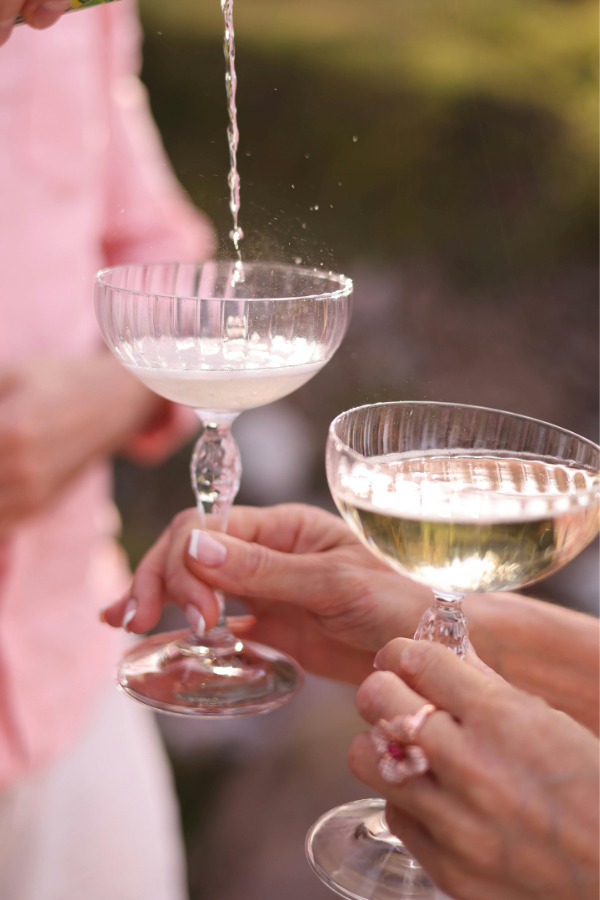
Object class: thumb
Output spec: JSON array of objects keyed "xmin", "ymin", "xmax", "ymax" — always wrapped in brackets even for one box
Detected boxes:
[{"xmin": 183, "ymin": 525, "xmax": 336, "ymax": 612}]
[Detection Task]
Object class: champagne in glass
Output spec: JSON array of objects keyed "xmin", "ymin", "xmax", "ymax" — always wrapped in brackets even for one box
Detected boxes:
[
  {"xmin": 335, "ymin": 452, "xmax": 599, "ymax": 603},
  {"xmin": 95, "ymin": 261, "xmax": 352, "ymax": 717},
  {"xmin": 306, "ymin": 401, "xmax": 599, "ymax": 900}
]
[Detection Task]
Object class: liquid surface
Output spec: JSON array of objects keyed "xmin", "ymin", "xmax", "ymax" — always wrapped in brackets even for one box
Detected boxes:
[
  {"xmin": 124, "ymin": 335, "xmax": 325, "ymax": 411},
  {"xmin": 334, "ymin": 453, "xmax": 599, "ymax": 594}
]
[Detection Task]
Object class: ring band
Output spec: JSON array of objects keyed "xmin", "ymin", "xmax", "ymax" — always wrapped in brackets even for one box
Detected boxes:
[
  {"xmin": 403, "ymin": 703, "xmax": 437, "ymax": 744},
  {"xmin": 369, "ymin": 703, "xmax": 438, "ymax": 785}
]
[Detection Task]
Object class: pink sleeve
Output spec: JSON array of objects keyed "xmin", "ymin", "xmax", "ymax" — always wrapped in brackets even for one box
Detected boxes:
[
  {"xmin": 101, "ymin": 0, "xmax": 216, "ymax": 265},
  {"xmin": 100, "ymin": 1, "xmax": 207, "ymax": 461}
]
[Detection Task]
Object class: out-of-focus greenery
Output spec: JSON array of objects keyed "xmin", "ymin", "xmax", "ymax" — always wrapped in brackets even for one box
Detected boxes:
[
  {"xmin": 139, "ymin": 0, "xmax": 598, "ymax": 277},
  {"xmin": 141, "ymin": 0, "xmax": 597, "ymax": 152},
  {"xmin": 120, "ymin": 0, "xmax": 599, "ymax": 569}
]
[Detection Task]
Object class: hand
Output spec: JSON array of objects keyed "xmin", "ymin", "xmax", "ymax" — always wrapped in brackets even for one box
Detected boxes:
[
  {"xmin": 0, "ymin": 0, "xmax": 71, "ymax": 47},
  {"xmin": 101, "ymin": 504, "xmax": 433, "ymax": 684},
  {"xmin": 349, "ymin": 638, "xmax": 599, "ymax": 900},
  {"xmin": 0, "ymin": 355, "xmax": 160, "ymax": 539}
]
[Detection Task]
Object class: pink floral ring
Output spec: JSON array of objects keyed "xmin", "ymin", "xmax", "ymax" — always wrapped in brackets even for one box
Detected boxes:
[{"xmin": 369, "ymin": 704, "xmax": 437, "ymax": 784}]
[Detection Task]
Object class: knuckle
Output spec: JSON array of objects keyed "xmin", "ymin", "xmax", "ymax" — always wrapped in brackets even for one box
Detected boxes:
[
  {"xmin": 244, "ymin": 541, "xmax": 273, "ymax": 584},
  {"xmin": 321, "ymin": 572, "xmax": 379, "ymax": 632},
  {"xmin": 468, "ymin": 681, "xmax": 510, "ymax": 719},
  {"xmin": 165, "ymin": 567, "xmax": 191, "ymax": 600},
  {"xmin": 399, "ymin": 640, "xmax": 446, "ymax": 686},
  {"xmin": 355, "ymin": 670, "xmax": 399, "ymax": 718}
]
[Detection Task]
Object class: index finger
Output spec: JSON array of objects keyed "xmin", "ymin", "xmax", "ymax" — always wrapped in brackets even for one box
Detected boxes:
[
  {"xmin": 374, "ymin": 638, "xmax": 505, "ymax": 721},
  {"xmin": 226, "ymin": 503, "xmax": 353, "ymax": 554}
]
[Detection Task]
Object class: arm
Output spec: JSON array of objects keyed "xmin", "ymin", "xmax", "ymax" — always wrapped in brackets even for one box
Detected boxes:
[{"xmin": 465, "ymin": 591, "xmax": 599, "ymax": 734}]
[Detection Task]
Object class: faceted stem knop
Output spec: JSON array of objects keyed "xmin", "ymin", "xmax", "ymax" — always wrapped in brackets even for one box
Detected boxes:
[{"xmin": 414, "ymin": 596, "xmax": 469, "ymax": 658}]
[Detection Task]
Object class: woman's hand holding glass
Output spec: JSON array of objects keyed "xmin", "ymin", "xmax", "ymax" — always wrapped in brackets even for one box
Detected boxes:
[
  {"xmin": 102, "ymin": 503, "xmax": 433, "ymax": 686},
  {"xmin": 102, "ymin": 501, "xmax": 599, "ymax": 730},
  {"xmin": 350, "ymin": 637, "xmax": 599, "ymax": 900}
]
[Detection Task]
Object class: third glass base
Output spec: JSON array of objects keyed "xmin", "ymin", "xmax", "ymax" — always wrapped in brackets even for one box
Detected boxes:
[
  {"xmin": 306, "ymin": 798, "xmax": 435, "ymax": 900},
  {"xmin": 117, "ymin": 628, "xmax": 303, "ymax": 716}
]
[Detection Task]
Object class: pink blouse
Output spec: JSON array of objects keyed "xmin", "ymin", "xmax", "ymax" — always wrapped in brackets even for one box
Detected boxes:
[{"xmin": 0, "ymin": 0, "xmax": 215, "ymax": 788}]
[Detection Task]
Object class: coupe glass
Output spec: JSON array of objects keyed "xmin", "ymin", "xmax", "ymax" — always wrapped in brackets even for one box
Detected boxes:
[
  {"xmin": 95, "ymin": 261, "xmax": 352, "ymax": 716},
  {"xmin": 307, "ymin": 401, "xmax": 599, "ymax": 899}
]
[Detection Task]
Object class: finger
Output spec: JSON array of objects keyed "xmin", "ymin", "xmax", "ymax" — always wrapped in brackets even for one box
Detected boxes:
[
  {"xmin": 382, "ymin": 804, "xmax": 439, "ymax": 867},
  {"xmin": 163, "ymin": 517, "xmax": 221, "ymax": 633},
  {"xmin": 100, "ymin": 529, "xmax": 171, "ymax": 633},
  {"xmin": 181, "ymin": 523, "xmax": 343, "ymax": 611},
  {"xmin": 355, "ymin": 670, "xmax": 464, "ymax": 781},
  {"xmin": 239, "ymin": 604, "xmax": 376, "ymax": 684},
  {"xmin": 226, "ymin": 503, "xmax": 354, "ymax": 553},
  {"xmin": 348, "ymin": 732, "xmax": 459, "ymax": 827},
  {"xmin": 374, "ymin": 638, "xmax": 503, "ymax": 720},
  {"xmin": 226, "ymin": 614, "xmax": 257, "ymax": 634},
  {"xmin": 348, "ymin": 732, "xmax": 497, "ymax": 865},
  {"xmin": 383, "ymin": 804, "xmax": 480, "ymax": 900},
  {"xmin": 19, "ymin": 0, "xmax": 71, "ymax": 30},
  {"xmin": 0, "ymin": 0, "xmax": 22, "ymax": 45},
  {"xmin": 100, "ymin": 590, "xmax": 135, "ymax": 629}
]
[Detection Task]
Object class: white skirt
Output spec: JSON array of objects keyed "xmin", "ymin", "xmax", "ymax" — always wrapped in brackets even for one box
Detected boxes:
[{"xmin": 0, "ymin": 686, "xmax": 187, "ymax": 900}]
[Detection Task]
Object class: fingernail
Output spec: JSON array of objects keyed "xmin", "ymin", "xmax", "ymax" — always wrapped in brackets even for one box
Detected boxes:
[
  {"xmin": 373, "ymin": 659, "xmax": 380, "ymax": 670},
  {"xmin": 188, "ymin": 529, "xmax": 227, "ymax": 567},
  {"xmin": 31, "ymin": 2, "xmax": 68, "ymax": 28},
  {"xmin": 186, "ymin": 604, "xmax": 206, "ymax": 636},
  {"xmin": 122, "ymin": 598, "xmax": 137, "ymax": 631}
]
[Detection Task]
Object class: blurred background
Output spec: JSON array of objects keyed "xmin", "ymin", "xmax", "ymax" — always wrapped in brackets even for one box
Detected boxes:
[{"xmin": 114, "ymin": 1, "xmax": 599, "ymax": 897}]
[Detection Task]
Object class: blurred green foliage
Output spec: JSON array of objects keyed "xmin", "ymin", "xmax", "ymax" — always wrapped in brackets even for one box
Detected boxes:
[{"xmin": 139, "ymin": 0, "xmax": 598, "ymax": 279}]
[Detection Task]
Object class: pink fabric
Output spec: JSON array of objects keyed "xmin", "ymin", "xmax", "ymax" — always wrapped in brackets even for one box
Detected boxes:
[{"xmin": 0, "ymin": 1, "xmax": 214, "ymax": 788}]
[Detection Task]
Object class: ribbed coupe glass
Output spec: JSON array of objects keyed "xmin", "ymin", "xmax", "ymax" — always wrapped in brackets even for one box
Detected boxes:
[
  {"xmin": 95, "ymin": 261, "xmax": 352, "ymax": 716},
  {"xmin": 307, "ymin": 401, "xmax": 599, "ymax": 900}
]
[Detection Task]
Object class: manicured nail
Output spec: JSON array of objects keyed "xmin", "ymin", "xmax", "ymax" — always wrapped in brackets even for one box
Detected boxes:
[
  {"xmin": 188, "ymin": 529, "xmax": 227, "ymax": 567},
  {"xmin": 122, "ymin": 598, "xmax": 137, "ymax": 631},
  {"xmin": 186, "ymin": 604, "xmax": 206, "ymax": 636}
]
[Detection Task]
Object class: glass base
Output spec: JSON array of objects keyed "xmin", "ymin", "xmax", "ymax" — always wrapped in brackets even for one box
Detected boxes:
[
  {"xmin": 117, "ymin": 628, "xmax": 303, "ymax": 717},
  {"xmin": 306, "ymin": 799, "xmax": 435, "ymax": 900}
]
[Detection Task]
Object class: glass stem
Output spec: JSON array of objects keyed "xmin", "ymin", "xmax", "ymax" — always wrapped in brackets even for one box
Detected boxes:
[
  {"xmin": 414, "ymin": 592, "xmax": 469, "ymax": 658},
  {"xmin": 189, "ymin": 412, "xmax": 242, "ymax": 643}
]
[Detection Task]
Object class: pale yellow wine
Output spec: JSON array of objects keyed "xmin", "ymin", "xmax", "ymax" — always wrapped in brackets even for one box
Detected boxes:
[{"xmin": 334, "ymin": 453, "xmax": 599, "ymax": 594}]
